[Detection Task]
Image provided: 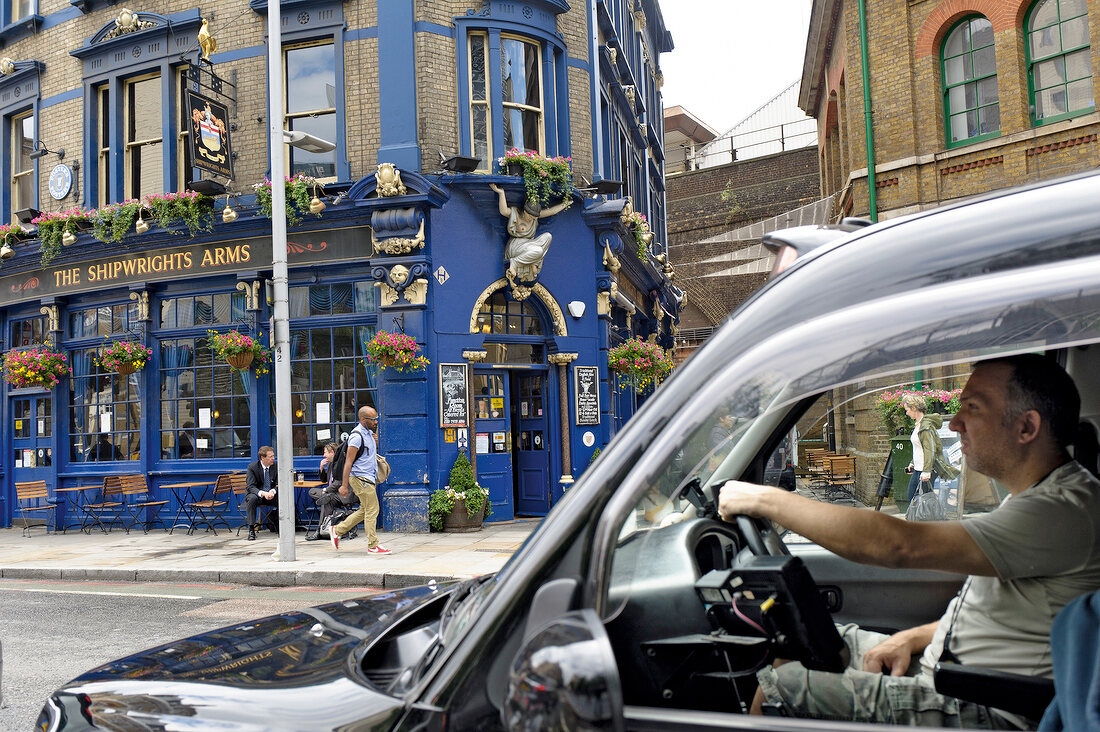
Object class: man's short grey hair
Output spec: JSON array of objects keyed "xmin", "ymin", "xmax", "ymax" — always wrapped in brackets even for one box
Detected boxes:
[{"xmin": 983, "ymin": 354, "xmax": 1080, "ymax": 449}]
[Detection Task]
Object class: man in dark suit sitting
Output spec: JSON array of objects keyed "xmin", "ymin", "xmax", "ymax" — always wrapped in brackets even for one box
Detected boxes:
[{"xmin": 243, "ymin": 445, "xmax": 279, "ymax": 541}]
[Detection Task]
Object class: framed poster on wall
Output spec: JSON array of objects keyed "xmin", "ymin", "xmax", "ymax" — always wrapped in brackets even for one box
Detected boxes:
[
  {"xmin": 439, "ymin": 363, "xmax": 469, "ymax": 428},
  {"xmin": 574, "ymin": 365, "xmax": 600, "ymax": 425}
]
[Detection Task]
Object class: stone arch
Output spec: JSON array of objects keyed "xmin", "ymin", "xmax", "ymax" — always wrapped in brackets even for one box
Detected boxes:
[
  {"xmin": 469, "ymin": 279, "xmax": 568, "ymax": 337},
  {"xmin": 915, "ymin": 0, "xmax": 1027, "ymax": 58}
]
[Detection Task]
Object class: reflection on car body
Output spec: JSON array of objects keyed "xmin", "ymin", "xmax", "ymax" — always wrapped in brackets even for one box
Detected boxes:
[{"xmin": 40, "ymin": 172, "xmax": 1100, "ymax": 731}]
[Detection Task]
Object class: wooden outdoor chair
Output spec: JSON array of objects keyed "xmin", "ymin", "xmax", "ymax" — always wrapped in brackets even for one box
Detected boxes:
[
  {"xmin": 15, "ymin": 480, "xmax": 57, "ymax": 536},
  {"xmin": 825, "ymin": 455, "xmax": 857, "ymax": 499},
  {"xmin": 109, "ymin": 474, "xmax": 169, "ymax": 534},
  {"xmin": 187, "ymin": 473, "xmax": 246, "ymax": 536},
  {"xmin": 78, "ymin": 478, "xmax": 125, "ymax": 534}
]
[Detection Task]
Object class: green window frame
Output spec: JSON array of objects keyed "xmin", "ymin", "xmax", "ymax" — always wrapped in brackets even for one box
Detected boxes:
[
  {"xmin": 1026, "ymin": 0, "xmax": 1094, "ymax": 126},
  {"xmin": 942, "ymin": 16, "xmax": 1000, "ymax": 147}
]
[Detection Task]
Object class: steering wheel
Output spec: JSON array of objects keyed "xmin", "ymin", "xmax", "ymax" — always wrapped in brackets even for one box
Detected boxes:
[{"xmin": 736, "ymin": 515, "xmax": 791, "ymax": 556}]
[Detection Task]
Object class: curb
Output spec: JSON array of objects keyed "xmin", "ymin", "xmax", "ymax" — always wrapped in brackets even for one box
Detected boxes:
[{"xmin": 0, "ymin": 566, "xmax": 466, "ymax": 588}]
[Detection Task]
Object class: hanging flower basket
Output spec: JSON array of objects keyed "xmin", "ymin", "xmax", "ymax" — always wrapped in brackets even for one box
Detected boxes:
[
  {"xmin": 31, "ymin": 207, "xmax": 95, "ymax": 267},
  {"xmin": 626, "ymin": 210, "xmax": 653, "ymax": 260},
  {"xmin": 206, "ymin": 329, "xmax": 271, "ymax": 374},
  {"xmin": 607, "ymin": 337, "xmax": 673, "ymax": 392},
  {"xmin": 365, "ymin": 331, "xmax": 429, "ymax": 372},
  {"xmin": 3, "ymin": 346, "xmax": 70, "ymax": 389},
  {"xmin": 143, "ymin": 191, "xmax": 215, "ymax": 238},
  {"xmin": 98, "ymin": 340, "xmax": 152, "ymax": 376},
  {"xmin": 253, "ymin": 173, "xmax": 322, "ymax": 227}
]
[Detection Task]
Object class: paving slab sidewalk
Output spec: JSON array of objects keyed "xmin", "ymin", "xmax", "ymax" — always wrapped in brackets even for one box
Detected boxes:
[{"xmin": 0, "ymin": 518, "xmax": 541, "ymax": 588}]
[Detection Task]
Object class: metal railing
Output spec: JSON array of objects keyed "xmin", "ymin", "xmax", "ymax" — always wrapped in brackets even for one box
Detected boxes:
[{"xmin": 667, "ymin": 119, "xmax": 818, "ymax": 173}]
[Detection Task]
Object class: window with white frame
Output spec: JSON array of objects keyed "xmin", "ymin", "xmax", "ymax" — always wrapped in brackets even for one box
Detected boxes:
[
  {"xmin": 10, "ymin": 110, "xmax": 33, "ymax": 219},
  {"xmin": 125, "ymin": 73, "xmax": 164, "ymax": 200},
  {"xmin": 500, "ymin": 35, "xmax": 544, "ymax": 154},
  {"xmin": 285, "ymin": 40, "xmax": 338, "ymax": 181}
]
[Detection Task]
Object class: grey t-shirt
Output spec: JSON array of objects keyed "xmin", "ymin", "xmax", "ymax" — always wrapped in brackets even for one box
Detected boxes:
[{"xmin": 921, "ymin": 461, "xmax": 1100, "ymax": 678}]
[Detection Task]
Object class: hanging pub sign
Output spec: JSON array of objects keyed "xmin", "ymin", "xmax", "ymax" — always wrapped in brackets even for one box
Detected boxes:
[
  {"xmin": 439, "ymin": 363, "xmax": 469, "ymax": 428},
  {"xmin": 187, "ymin": 91, "xmax": 234, "ymax": 178},
  {"xmin": 574, "ymin": 365, "xmax": 600, "ymax": 425}
]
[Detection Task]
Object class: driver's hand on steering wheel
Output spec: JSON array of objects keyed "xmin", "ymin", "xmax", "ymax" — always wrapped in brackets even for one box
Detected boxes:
[{"xmin": 718, "ymin": 480, "xmax": 772, "ymax": 521}]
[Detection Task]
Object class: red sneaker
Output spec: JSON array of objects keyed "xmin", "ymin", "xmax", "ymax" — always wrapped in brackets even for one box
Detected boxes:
[
  {"xmin": 367, "ymin": 545, "xmax": 391, "ymax": 554},
  {"xmin": 330, "ymin": 530, "xmax": 340, "ymax": 551}
]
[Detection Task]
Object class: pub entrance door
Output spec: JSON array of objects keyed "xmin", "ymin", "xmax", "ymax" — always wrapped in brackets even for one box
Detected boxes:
[
  {"xmin": 10, "ymin": 394, "xmax": 54, "ymax": 500},
  {"xmin": 472, "ymin": 368, "xmax": 552, "ymax": 520}
]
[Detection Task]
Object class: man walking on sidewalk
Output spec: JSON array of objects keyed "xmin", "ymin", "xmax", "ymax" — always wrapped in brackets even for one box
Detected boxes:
[{"xmin": 331, "ymin": 406, "xmax": 390, "ymax": 554}]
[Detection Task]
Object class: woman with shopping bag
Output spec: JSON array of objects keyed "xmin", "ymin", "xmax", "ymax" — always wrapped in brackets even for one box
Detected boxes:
[{"xmin": 903, "ymin": 393, "xmax": 961, "ymax": 512}]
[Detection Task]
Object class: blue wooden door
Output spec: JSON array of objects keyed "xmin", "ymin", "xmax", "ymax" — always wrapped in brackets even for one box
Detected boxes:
[
  {"xmin": 513, "ymin": 372, "xmax": 550, "ymax": 515},
  {"xmin": 473, "ymin": 371, "xmax": 514, "ymax": 521},
  {"xmin": 11, "ymin": 395, "xmax": 55, "ymax": 520}
]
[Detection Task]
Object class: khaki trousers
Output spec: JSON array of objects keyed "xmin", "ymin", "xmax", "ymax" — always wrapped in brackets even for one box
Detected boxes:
[{"xmin": 334, "ymin": 476, "xmax": 378, "ymax": 549}]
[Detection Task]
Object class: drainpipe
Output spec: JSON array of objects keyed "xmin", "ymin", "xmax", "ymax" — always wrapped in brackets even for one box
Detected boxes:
[{"xmin": 857, "ymin": 0, "xmax": 878, "ymax": 221}]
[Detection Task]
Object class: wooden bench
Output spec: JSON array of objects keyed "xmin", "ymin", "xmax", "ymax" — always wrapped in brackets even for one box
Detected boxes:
[
  {"xmin": 107, "ymin": 474, "xmax": 169, "ymax": 534},
  {"xmin": 187, "ymin": 473, "xmax": 247, "ymax": 535},
  {"xmin": 15, "ymin": 480, "xmax": 57, "ymax": 536}
]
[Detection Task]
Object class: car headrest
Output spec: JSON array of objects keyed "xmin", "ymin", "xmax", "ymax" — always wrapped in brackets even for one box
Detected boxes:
[{"xmin": 1073, "ymin": 421, "xmax": 1100, "ymax": 479}]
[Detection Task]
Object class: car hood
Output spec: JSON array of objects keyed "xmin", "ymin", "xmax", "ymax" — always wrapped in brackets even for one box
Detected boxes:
[{"xmin": 42, "ymin": 584, "xmax": 448, "ymax": 731}]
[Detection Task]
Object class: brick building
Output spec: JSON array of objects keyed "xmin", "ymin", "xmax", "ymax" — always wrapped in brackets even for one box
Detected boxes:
[
  {"xmin": 803, "ymin": 0, "xmax": 1100, "ymax": 220},
  {"xmin": 0, "ymin": 0, "xmax": 680, "ymax": 531}
]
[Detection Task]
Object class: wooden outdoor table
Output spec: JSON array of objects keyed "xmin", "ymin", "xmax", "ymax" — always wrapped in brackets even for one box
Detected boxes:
[{"xmin": 294, "ymin": 480, "xmax": 326, "ymax": 530}]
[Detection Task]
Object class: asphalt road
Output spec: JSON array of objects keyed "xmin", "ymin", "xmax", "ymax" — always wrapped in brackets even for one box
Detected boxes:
[{"xmin": 0, "ymin": 577, "xmax": 380, "ymax": 730}]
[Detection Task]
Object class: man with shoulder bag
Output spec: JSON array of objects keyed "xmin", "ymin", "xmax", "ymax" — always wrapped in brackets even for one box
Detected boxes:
[{"xmin": 330, "ymin": 406, "xmax": 391, "ymax": 554}]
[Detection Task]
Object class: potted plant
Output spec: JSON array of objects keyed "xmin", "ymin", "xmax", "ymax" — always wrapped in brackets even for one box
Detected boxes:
[
  {"xmin": 143, "ymin": 191, "xmax": 215, "ymax": 238},
  {"xmin": 365, "ymin": 331, "xmax": 429, "ymax": 372},
  {"xmin": 3, "ymin": 346, "xmax": 70, "ymax": 389},
  {"xmin": 0, "ymin": 222, "xmax": 28, "ymax": 260},
  {"xmin": 607, "ymin": 336, "xmax": 673, "ymax": 391},
  {"xmin": 97, "ymin": 340, "xmax": 153, "ymax": 376},
  {"xmin": 626, "ymin": 210, "xmax": 653, "ymax": 259},
  {"xmin": 91, "ymin": 200, "xmax": 145, "ymax": 244},
  {"xmin": 206, "ymin": 329, "xmax": 272, "ymax": 374},
  {"xmin": 31, "ymin": 207, "xmax": 95, "ymax": 267},
  {"xmin": 429, "ymin": 451, "xmax": 491, "ymax": 531},
  {"xmin": 497, "ymin": 148, "xmax": 574, "ymax": 211},
  {"xmin": 254, "ymin": 173, "xmax": 322, "ymax": 227},
  {"xmin": 874, "ymin": 387, "xmax": 962, "ymax": 435}
]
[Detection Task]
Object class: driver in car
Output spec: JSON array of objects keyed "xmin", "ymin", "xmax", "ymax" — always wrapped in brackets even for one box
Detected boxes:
[{"xmin": 718, "ymin": 355, "xmax": 1100, "ymax": 727}]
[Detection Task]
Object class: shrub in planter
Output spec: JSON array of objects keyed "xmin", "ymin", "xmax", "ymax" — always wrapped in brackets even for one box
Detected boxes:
[
  {"xmin": 626, "ymin": 210, "xmax": 653, "ymax": 260},
  {"xmin": 875, "ymin": 387, "xmax": 962, "ymax": 435},
  {"xmin": 3, "ymin": 346, "xmax": 70, "ymax": 389},
  {"xmin": 429, "ymin": 451, "xmax": 492, "ymax": 531}
]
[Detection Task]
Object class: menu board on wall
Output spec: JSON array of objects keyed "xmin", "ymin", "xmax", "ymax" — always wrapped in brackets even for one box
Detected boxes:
[
  {"xmin": 574, "ymin": 365, "xmax": 600, "ymax": 425},
  {"xmin": 439, "ymin": 363, "xmax": 469, "ymax": 428}
]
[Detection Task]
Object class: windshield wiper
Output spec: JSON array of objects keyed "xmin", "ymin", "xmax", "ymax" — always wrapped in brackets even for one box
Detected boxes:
[{"xmin": 409, "ymin": 576, "xmax": 493, "ymax": 685}]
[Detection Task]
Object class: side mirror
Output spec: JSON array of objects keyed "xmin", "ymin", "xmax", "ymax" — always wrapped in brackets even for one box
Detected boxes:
[{"xmin": 503, "ymin": 609, "xmax": 624, "ymax": 732}]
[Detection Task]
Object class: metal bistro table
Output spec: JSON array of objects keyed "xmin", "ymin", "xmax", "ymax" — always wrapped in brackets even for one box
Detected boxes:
[
  {"xmin": 294, "ymin": 480, "xmax": 325, "ymax": 530},
  {"xmin": 162, "ymin": 480, "xmax": 217, "ymax": 534},
  {"xmin": 53, "ymin": 484, "xmax": 104, "ymax": 534}
]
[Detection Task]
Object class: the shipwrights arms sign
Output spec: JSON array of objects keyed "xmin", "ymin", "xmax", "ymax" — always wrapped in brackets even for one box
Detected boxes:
[
  {"xmin": 188, "ymin": 92, "xmax": 234, "ymax": 178},
  {"xmin": 0, "ymin": 227, "xmax": 370, "ymax": 306}
]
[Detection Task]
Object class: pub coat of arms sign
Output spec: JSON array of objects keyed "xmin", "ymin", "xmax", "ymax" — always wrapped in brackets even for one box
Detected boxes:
[{"xmin": 187, "ymin": 91, "xmax": 234, "ymax": 178}]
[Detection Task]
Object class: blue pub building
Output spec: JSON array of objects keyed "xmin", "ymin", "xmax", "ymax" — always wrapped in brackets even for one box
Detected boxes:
[{"xmin": 0, "ymin": 0, "xmax": 679, "ymax": 531}]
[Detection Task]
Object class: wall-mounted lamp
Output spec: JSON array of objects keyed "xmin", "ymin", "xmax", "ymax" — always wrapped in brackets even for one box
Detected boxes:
[
  {"xmin": 28, "ymin": 141, "xmax": 64, "ymax": 161},
  {"xmin": 14, "ymin": 207, "xmax": 40, "ymax": 224},
  {"xmin": 0, "ymin": 243, "xmax": 15, "ymax": 260},
  {"xmin": 567, "ymin": 300, "xmax": 586, "ymax": 318},
  {"xmin": 222, "ymin": 193, "xmax": 239, "ymax": 223},
  {"xmin": 188, "ymin": 179, "xmax": 228, "ymax": 196},
  {"xmin": 309, "ymin": 183, "xmax": 326, "ymax": 214},
  {"xmin": 439, "ymin": 151, "xmax": 480, "ymax": 172}
]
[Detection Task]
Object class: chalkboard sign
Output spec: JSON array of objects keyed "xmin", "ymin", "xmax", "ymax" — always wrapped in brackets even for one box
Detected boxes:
[
  {"xmin": 439, "ymin": 363, "xmax": 469, "ymax": 428},
  {"xmin": 574, "ymin": 365, "xmax": 600, "ymax": 425}
]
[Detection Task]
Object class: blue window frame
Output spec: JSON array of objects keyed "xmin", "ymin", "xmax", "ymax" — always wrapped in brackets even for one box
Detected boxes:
[{"xmin": 457, "ymin": 15, "xmax": 570, "ymax": 170}]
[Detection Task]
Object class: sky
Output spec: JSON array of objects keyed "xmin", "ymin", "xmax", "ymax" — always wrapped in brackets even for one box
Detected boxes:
[{"xmin": 658, "ymin": 1, "xmax": 813, "ymax": 135}]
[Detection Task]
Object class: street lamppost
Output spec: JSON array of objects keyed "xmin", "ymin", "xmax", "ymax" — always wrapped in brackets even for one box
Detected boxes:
[{"xmin": 267, "ymin": 0, "xmax": 335, "ymax": 561}]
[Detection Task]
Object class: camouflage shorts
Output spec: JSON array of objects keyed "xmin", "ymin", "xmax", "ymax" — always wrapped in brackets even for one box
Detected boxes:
[{"xmin": 756, "ymin": 623, "xmax": 1001, "ymax": 728}]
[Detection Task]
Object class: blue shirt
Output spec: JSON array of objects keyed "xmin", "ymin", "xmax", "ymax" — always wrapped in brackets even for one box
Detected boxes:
[{"xmin": 348, "ymin": 423, "xmax": 377, "ymax": 482}]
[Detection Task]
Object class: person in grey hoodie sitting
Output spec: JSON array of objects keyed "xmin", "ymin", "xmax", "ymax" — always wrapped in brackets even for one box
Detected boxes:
[{"xmin": 903, "ymin": 393, "xmax": 961, "ymax": 511}]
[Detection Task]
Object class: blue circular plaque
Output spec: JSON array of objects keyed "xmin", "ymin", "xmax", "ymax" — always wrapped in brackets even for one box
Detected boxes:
[{"xmin": 49, "ymin": 164, "xmax": 73, "ymax": 200}]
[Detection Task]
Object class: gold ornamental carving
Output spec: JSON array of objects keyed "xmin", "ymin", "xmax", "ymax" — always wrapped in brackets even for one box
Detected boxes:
[
  {"xmin": 463, "ymin": 350, "xmax": 488, "ymax": 362},
  {"xmin": 39, "ymin": 305, "xmax": 60, "ymax": 333},
  {"xmin": 235, "ymin": 280, "xmax": 262, "ymax": 311},
  {"xmin": 602, "ymin": 243, "xmax": 620, "ymax": 275},
  {"xmin": 106, "ymin": 9, "xmax": 155, "ymax": 39},
  {"xmin": 622, "ymin": 85, "xmax": 636, "ymax": 107},
  {"xmin": 0, "ymin": 58, "xmax": 14, "ymax": 75},
  {"xmin": 129, "ymin": 290, "xmax": 151, "ymax": 321},
  {"xmin": 468, "ymin": 278, "xmax": 568, "ymax": 336},
  {"xmin": 376, "ymin": 163, "xmax": 407, "ymax": 197},
  {"xmin": 372, "ymin": 218, "xmax": 425, "ymax": 255},
  {"xmin": 620, "ymin": 196, "xmax": 634, "ymax": 225},
  {"xmin": 547, "ymin": 352, "xmax": 578, "ymax": 366}
]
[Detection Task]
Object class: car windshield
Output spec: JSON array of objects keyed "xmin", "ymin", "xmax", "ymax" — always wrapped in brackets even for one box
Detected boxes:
[{"xmin": 600, "ymin": 256, "xmax": 1100, "ymax": 620}]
